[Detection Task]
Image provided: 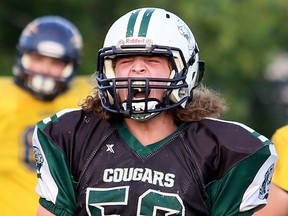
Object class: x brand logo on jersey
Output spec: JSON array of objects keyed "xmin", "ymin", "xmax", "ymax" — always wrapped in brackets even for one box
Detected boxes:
[{"xmin": 106, "ymin": 144, "xmax": 115, "ymax": 153}]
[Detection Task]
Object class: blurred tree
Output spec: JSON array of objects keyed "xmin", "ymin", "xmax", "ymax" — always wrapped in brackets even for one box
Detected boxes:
[
  {"xmin": 174, "ymin": 0, "xmax": 288, "ymax": 137},
  {"xmin": 1, "ymin": 0, "xmax": 288, "ymax": 136}
]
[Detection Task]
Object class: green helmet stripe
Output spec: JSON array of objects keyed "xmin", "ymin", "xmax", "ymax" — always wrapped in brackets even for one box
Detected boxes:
[
  {"xmin": 126, "ymin": 8, "xmax": 155, "ymax": 38},
  {"xmin": 138, "ymin": 8, "xmax": 155, "ymax": 37},
  {"xmin": 126, "ymin": 9, "xmax": 140, "ymax": 37}
]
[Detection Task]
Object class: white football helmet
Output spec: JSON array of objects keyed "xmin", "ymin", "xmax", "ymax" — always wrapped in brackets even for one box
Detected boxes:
[{"xmin": 97, "ymin": 7, "xmax": 205, "ymax": 120}]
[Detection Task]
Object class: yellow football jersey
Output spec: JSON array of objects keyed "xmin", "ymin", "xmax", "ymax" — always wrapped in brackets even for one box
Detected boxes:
[
  {"xmin": 271, "ymin": 125, "xmax": 288, "ymax": 191},
  {"xmin": 0, "ymin": 75, "xmax": 93, "ymax": 216}
]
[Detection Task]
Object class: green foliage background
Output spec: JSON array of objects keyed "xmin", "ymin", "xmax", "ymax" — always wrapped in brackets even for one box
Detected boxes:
[{"xmin": 1, "ymin": 0, "xmax": 288, "ymax": 137}]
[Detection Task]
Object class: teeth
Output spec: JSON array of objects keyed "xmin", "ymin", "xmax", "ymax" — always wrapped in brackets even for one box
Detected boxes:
[
  {"xmin": 131, "ymin": 81, "xmax": 150, "ymax": 99},
  {"xmin": 132, "ymin": 81, "xmax": 146, "ymax": 85}
]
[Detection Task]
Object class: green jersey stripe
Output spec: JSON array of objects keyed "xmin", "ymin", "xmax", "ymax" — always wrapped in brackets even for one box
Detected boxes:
[
  {"xmin": 138, "ymin": 8, "xmax": 155, "ymax": 37},
  {"xmin": 36, "ymin": 127, "xmax": 76, "ymax": 212}
]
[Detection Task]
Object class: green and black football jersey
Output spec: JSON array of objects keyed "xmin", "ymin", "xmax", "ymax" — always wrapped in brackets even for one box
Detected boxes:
[{"xmin": 33, "ymin": 109, "xmax": 277, "ymax": 215}]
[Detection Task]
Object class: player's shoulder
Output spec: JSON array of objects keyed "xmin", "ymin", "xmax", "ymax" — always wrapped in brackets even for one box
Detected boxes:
[
  {"xmin": 0, "ymin": 76, "xmax": 13, "ymax": 84},
  {"xmin": 0, "ymin": 77, "xmax": 24, "ymax": 95},
  {"xmin": 73, "ymin": 75, "xmax": 93, "ymax": 86},
  {"xmin": 186, "ymin": 117, "xmax": 271, "ymax": 148},
  {"xmin": 37, "ymin": 108, "xmax": 81, "ymax": 125},
  {"xmin": 271, "ymin": 124, "xmax": 288, "ymax": 147},
  {"xmin": 202, "ymin": 117, "xmax": 265, "ymax": 135},
  {"xmin": 273, "ymin": 124, "xmax": 288, "ymax": 136},
  {"xmin": 37, "ymin": 108, "xmax": 111, "ymax": 132}
]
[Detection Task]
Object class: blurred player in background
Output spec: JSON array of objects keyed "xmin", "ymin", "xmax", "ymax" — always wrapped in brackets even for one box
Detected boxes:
[{"xmin": 0, "ymin": 15, "xmax": 92, "ymax": 215}]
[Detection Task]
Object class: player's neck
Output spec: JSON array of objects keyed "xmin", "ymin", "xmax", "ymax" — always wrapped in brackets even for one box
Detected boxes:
[{"xmin": 124, "ymin": 112, "xmax": 177, "ymax": 146}]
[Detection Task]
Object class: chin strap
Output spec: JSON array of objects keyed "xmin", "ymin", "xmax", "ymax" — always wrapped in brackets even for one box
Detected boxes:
[
  {"xmin": 130, "ymin": 112, "xmax": 160, "ymax": 121},
  {"xmin": 121, "ymin": 100, "xmax": 161, "ymax": 121}
]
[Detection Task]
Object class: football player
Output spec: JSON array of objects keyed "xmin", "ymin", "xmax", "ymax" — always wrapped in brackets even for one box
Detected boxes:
[
  {"xmin": 33, "ymin": 8, "xmax": 277, "ymax": 215},
  {"xmin": 0, "ymin": 15, "xmax": 92, "ymax": 215}
]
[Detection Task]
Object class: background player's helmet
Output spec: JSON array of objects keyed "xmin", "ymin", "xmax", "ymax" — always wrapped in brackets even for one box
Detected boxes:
[
  {"xmin": 97, "ymin": 7, "xmax": 205, "ymax": 120},
  {"xmin": 13, "ymin": 15, "xmax": 83, "ymax": 101}
]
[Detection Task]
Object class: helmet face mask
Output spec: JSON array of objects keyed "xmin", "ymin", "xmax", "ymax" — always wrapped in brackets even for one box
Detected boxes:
[
  {"xmin": 97, "ymin": 8, "xmax": 205, "ymax": 120},
  {"xmin": 27, "ymin": 73, "xmax": 64, "ymax": 100},
  {"xmin": 13, "ymin": 16, "xmax": 83, "ymax": 101}
]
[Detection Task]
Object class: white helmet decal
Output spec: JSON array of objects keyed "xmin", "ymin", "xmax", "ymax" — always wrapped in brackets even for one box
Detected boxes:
[{"xmin": 177, "ymin": 19, "xmax": 195, "ymax": 56}]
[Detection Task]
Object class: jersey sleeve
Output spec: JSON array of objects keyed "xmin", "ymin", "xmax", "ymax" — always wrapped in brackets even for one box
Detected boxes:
[
  {"xmin": 204, "ymin": 120, "xmax": 278, "ymax": 215},
  {"xmin": 32, "ymin": 110, "xmax": 78, "ymax": 216},
  {"xmin": 271, "ymin": 125, "xmax": 288, "ymax": 191}
]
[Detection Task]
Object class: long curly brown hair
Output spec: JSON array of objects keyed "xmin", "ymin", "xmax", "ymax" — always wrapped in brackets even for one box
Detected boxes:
[{"xmin": 81, "ymin": 84, "xmax": 228, "ymax": 122}]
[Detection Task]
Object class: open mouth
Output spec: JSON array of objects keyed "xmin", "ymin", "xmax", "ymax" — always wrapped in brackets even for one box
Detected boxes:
[{"xmin": 131, "ymin": 81, "xmax": 150, "ymax": 100}]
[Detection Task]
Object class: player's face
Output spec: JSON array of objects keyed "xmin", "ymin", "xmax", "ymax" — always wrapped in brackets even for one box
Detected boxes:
[
  {"xmin": 114, "ymin": 56, "xmax": 171, "ymax": 102},
  {"xmin": 27, "ymin": 53, "xmax": 67, "ymax": 79}
]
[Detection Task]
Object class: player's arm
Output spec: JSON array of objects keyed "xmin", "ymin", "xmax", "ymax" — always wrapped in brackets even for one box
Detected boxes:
[
  {"xmin": 32, "ymin": 113, "xmax": 77, "ymax": 215},
  {"xmin": 36, "ymin": 205, "xmax": 55, "ymax": 216},
  {"xmin": 253, "ymin": 183, "xmax": 288, "ymax": 215},
  {"xmin": 206, "ymin": 135, "xmax": 277, "ymax": 215}
]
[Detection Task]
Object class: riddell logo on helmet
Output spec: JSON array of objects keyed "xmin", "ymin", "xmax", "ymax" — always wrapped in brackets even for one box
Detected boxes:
[{"xmin": 125, "ymin": 37, "xmax": 146, "ymax": 44}]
